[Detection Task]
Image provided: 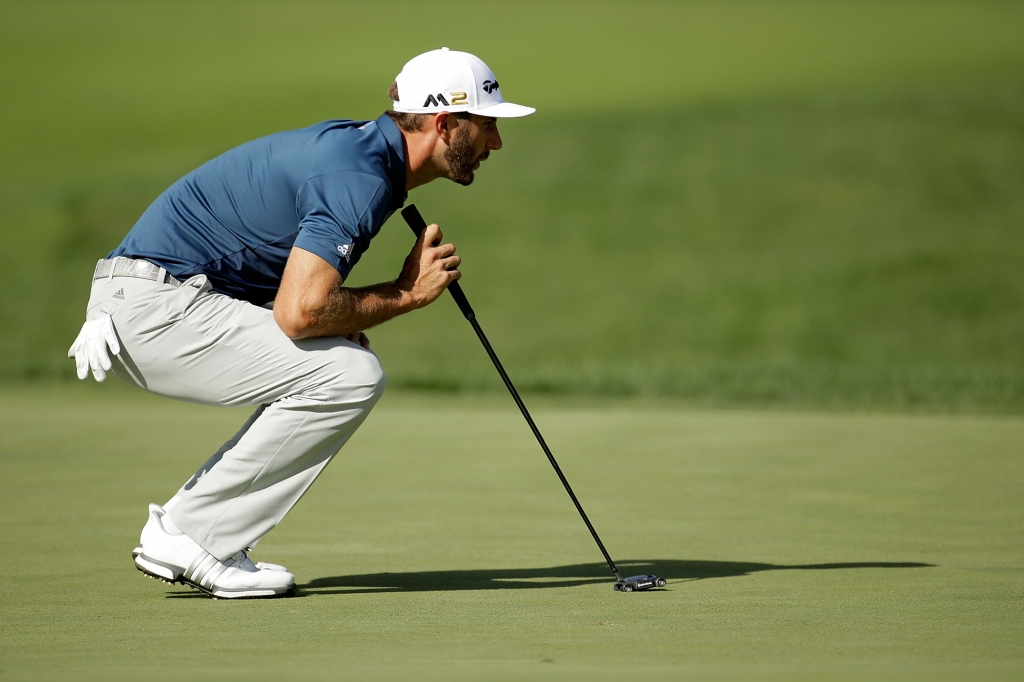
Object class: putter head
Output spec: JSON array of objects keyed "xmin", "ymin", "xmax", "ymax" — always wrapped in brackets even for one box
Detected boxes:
[{"xmin": 614, "ymin": 574, "xmax": 667, "ymax": 592}]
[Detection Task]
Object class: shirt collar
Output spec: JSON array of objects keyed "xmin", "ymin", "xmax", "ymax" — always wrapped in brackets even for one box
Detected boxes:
[{"xmin": 376, "ymin": 113, "xmax": 408, "ymax": 210}]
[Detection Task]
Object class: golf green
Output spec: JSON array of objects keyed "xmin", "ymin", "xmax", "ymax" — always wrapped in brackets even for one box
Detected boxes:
[
  {"xmin": 4, "ymin": 1, "xmax": 1024, "ymax": 413},
  {"xmin": 1, "ymin": 384, "xmax": 1021, "ymax": 679}
]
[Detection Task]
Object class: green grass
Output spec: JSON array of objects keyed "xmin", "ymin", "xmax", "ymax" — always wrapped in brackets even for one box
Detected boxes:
[
  {"xmin": 367, "ymin": 79, "xmax": 1024, "ymax": 409},
  {"xmin": 4, "ymin": 3, "xmax": 1023, "ymax": 678},
  {"xmin": 1, "ymin": 385, "xmax": 1022, "ymax": 679},
  {"xmin": 2, "ymin": 1, "xmax": 1024, "ymax": 412}
]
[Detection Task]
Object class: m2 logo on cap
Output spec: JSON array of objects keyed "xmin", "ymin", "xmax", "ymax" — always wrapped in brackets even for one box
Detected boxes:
[
  {"xmin": 423, "ymin": 92, "xmax": 469, "ymax": 107},
  {"xmin": 482, "ymin": 80, "xmax": 499, "ymax": 93},
  {"xmin": 337, "ymin": 244, "xmax": 352, "ymax": 263}
]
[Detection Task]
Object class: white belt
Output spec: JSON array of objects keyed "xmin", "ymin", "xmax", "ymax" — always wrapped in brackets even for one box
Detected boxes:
[{"xmin": 93, "ymin": 257, "xmax": 183, "ymax": 287}]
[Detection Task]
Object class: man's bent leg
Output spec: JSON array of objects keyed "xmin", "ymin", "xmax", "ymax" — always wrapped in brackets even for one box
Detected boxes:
[
  {"xmin": 169, "ymin": 368, "xmax": 383, "ymax": 559},
  {"xmin": 89, "ymin": 274, "xmax": 386, "ymax": 561},
  {"xmin": 179, "ymin": 406, "xmax": 267, "ymax": 497}
]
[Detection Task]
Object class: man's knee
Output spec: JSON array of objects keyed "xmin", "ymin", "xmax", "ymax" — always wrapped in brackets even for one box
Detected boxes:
[
  {"xmin": 360, "ymin": 353, "xmax": 388, "ymax": 404},
  {"xmin": 325, "ymin": 350, "xmax": 386, "ymax": 406}
]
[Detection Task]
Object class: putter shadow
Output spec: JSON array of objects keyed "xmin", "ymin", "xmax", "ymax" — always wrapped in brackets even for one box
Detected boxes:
[{"xmin": 290, "ymin": 559, "xmax": 933, "ymax": 596}]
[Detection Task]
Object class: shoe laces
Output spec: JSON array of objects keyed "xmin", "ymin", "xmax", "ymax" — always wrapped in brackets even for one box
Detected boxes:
[{"xmin": 225, "ymin": 550, "xmax": 259, "ymax": 572}]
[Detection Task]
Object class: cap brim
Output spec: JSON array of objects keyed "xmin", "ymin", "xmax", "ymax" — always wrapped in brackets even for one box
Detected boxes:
[{"xmin": 467, "ymin": 101, "xmax": 536, "ymax": 118}]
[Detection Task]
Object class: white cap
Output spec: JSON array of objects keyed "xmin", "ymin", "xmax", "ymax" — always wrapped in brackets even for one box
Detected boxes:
[{"xmin": 393, "ymin": 48, "xmax": 535, "ymax": 118}]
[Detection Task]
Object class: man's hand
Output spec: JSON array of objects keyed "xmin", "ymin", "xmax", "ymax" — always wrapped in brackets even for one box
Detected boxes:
[
  {"xmin": 345, "ymin": 332, "xmax": 371, "ymax": 350},
  {"xmin": 396, "ymin": 222, "xmax": 461, "ymax": 309},
  {"xmin": 274, "ymin": 225, "xmax": 460, "ymax": 340},
  {"xmin": 68, "ymin": 314, "xmax": 120, "ymax": 381}
]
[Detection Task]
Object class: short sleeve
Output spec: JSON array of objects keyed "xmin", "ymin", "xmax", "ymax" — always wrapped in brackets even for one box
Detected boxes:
[{"xmin": 294, "ymin": 171, "xmax": 390, "ymax": 279}]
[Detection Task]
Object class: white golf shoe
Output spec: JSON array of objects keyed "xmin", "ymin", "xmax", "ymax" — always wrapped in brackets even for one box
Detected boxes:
[
  {"xmin": 132, "ymin": 504, "xmax": 289, "ymax": 572},
  {"xmin": 133, "ymin": 503, "xmax": 296, "ymax": 599}
]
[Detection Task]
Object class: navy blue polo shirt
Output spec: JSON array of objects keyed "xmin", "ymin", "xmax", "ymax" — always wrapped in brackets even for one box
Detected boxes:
[{"xmin": 110, "ymin": 114, "xmax": 407, "ymax": 305}]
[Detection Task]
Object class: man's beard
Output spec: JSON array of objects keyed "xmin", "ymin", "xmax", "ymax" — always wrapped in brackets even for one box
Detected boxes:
[{"xmin": 444, "ymin": 123, "xmax": 481, "ymax": 186}]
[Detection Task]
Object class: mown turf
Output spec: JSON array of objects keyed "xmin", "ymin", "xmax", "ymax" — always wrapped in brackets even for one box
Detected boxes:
[
  {"xmin": 364, "ymin": 78, "xmax": 1024, "ymax": 409},
  {"xmin": 2, "ymin": 1, "xmax": 1024, "ymax": 412},
  {"xmin": 0, "ymin": 384, "xmax": 1021, "ymax": 680}
]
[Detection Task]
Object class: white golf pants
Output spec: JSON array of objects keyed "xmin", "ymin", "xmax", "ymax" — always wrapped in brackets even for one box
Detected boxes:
[{"xmin": 86, "ymin": 271, "xmax": 386, "ymax": 560}]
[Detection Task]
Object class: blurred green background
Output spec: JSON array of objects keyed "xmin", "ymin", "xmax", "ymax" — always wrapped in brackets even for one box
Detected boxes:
[
  {"xmin": 3, "ymin": 5, "xmax": 1024, "ymax": 678},
  {"xmin": 2, "ymin": 0, "xmax": 1023, "ymax": 411}
]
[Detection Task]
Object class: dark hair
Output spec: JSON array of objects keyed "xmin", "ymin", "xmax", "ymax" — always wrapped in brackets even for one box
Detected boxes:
[
  {"xmin": 384, "ymin": 81, "xmax": 469, "ymax": 133},
  {"xmin": 385, "ymin": 81, "xmax": 431, "ymax": 132}
]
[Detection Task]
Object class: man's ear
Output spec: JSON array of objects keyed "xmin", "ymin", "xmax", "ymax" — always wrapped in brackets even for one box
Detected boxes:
[{"xmin": 434, "ymin": 111, "xmax": 455, "ymax": 144}]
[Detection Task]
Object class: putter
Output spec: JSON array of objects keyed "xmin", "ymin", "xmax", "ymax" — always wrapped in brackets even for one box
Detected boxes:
[{"xmin": 401, "ymin": 204, "xmax": 665, "ymax": 593}]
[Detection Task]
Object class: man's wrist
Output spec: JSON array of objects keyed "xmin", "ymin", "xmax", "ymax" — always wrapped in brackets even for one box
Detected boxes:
[{"xmin": 392, "ymin": 279, "xmax": 424, "ymax": 311}]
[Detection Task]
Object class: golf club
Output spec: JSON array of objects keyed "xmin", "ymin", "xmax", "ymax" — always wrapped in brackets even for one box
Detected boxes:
[{"xmin": 401, "ymin": 204, "xmax": 665, "ymax": 592}]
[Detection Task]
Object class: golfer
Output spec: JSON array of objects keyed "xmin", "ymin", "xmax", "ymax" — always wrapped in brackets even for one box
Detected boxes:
[{"xmin": 67, "ymin": 48, "xmax": 534, "ymax": 598}]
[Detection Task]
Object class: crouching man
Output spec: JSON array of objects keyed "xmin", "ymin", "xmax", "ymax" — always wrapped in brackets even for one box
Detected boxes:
[{"xmin": 68, "ymin": 48, "xmax": 533, "ymax": 598}]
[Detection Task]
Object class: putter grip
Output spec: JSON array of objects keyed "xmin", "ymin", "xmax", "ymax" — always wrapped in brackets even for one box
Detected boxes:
[{"xmin": 400, "ymin": 205, "xmax": 475, "ymax": 321}]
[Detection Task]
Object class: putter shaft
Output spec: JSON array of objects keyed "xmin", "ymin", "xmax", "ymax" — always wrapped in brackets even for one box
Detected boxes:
[{"xmin": 401, "ymin": 204, "xmax": 622, "ymax": 582}]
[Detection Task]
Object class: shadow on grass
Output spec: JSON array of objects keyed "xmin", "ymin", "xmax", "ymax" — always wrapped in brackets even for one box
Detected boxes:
[
  {"xmin": 163, "ymin": 558, "xmax": 933, "ymax": 598},
  {"xmin": 289, "ymin": 559, "xmax": 933, "ymax": 596}
]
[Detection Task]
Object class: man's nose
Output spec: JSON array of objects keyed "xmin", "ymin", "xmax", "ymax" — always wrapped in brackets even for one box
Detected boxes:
[{"xmin": 488, "ymin": 124, "xmax": 503, "ymax": 151}]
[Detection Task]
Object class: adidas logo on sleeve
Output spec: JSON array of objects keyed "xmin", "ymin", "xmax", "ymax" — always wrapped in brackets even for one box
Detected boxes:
[
  {"xmin": 113, "ymin": 288, "xmax": 125, "ymax": 300},
  {"xmin": 337, "ymin": 244, "xmax": 353, "ymax": 263}
]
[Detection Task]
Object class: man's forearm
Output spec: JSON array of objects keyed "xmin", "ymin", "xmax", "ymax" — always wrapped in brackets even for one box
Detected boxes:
[
  {"xmin": 304, "ymin": 280, "xmax": 416, "ymax": 338},
  {"xmin": 274, "ymin": 231, "xmax": 460, "ymax": 341}
]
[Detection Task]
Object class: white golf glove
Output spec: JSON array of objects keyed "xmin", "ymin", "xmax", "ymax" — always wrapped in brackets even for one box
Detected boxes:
[{"xmin": 68, "ymin": 314, "xmax": 121, "ymax": 382}]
